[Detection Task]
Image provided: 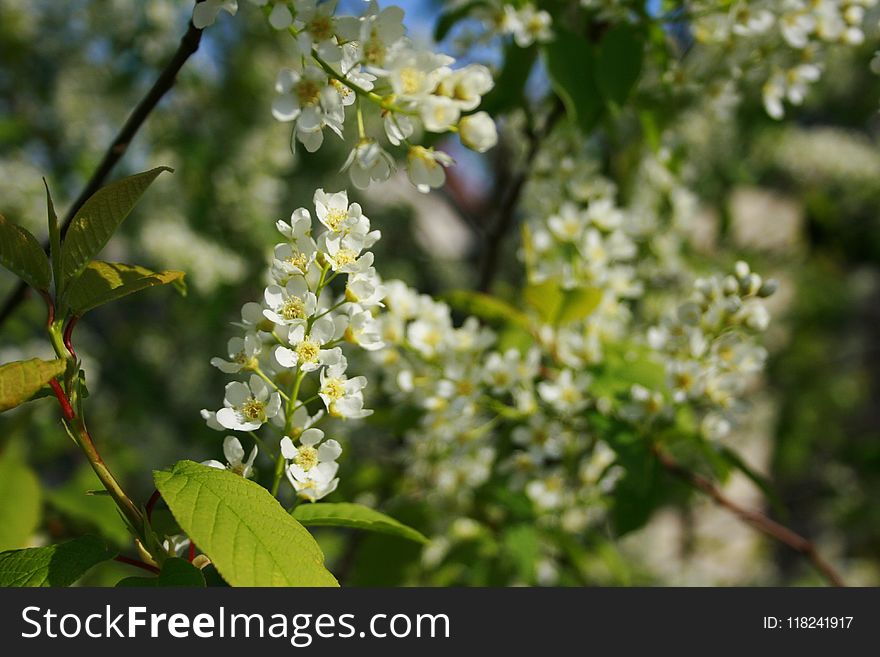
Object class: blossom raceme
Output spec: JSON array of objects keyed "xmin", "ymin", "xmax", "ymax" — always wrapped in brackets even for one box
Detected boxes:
[
  {"xmin": 195, "ymin": 0, "xmax": 499, "ymax": 190},
  {"xmin": 202, "ymin": 187, "xmax": 386, "ymax": 499}
]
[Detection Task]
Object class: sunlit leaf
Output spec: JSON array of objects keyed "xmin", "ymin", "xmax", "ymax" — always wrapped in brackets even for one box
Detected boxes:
[
  {"xmin": 292, "ymin": 502, "xmax": 428, "ymax": 544},
  {"xmin": 556, "ymin": 287, "xmax": 603, "ymax": 325},
  {"xmin": 154, "ymin": 461, "xmax": 338, "ymax": 587},
  {"xmin": 0, "ymin": 214, "xmax": 50, "ymax": 292},
  {"xmin": 59, "ymin": 166, "xmax": 172, "ymax": 293},
  {"xmin": 442, "ymin": 289, "xmax": 532, "ymax": 330},
  {"xmin": 66, "ymin": 260, "xmax": 186, "ymax": 316},
  {"xmin": 0, "ymin": 358, "xmax": 66, "ymax": 413},
  {"xmin": 524, "ymin": 279, "xmax": 601, "ymax": 326}
]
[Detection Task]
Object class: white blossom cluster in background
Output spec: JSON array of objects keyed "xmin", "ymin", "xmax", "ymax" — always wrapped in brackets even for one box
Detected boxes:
[
  {"xmin": 193, "ymin": 0, "xmax": 499, "ymax": 191},
  {"xmin": 688, "ymin": 0, "xmax": 878, "ymax": 119},
  {"xmin": 351, "ymin": 120, "xmax": 778, "ymax": 581},
  {"xmin": 494, "ymin": 1, "xmax": 554, "ymax": 47},
  {"xmin": 438, "ymin": 0, "xmax": 554, "ymax": 54},
  {"xmin": 645, "ymin": 261, "xmax": 777, "ymax": 440},
  {"xmin": 201, "ymin": 189, "xmax": 386, "ymax": 501}
]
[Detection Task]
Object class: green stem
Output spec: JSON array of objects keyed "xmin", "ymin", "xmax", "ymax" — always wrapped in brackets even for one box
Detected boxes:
[
  {"xmin": 271, "ymin": 368, "xmax": 307, "ymax": 497},
  {"xmin": 248, "ymin": 431, "xmax": 276, "ymax": 460},
  {"xmin": 254, "ymin": 367, "xmax": 290, "ymax": 401},
  {"xmin": 47, "ymin": 319, "xmax": 145, "ymax": 544},
  {"xmin": 312, "ymin": 299, "xmax": 346, "ymax": 322},
  {"xmin": 288, "ymin": 28, "xmax": 417, "ymax": 117},
  {"xmin": 270, "ymin": 453, "xmax": 286, "ymax": 497},
  {"xmin": 69, "ymin": 418, "xmax": 144, "ymax": 536}
]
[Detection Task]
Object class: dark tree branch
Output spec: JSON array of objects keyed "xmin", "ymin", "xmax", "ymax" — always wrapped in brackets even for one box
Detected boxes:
[
  {"xmin": 0, "ymin": 8, "xmax": 205, "ymax": 327},
  {"xmin": 652, "ymin": 444, "xmax": 846, "ymax": 587},
  {"xmin": 476, "ymin": 100, "xmax": 565, "ymax": 293}
]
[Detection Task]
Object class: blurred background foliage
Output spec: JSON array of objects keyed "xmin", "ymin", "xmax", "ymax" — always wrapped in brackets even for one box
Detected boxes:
[{"xmin": 1, "ymin": 0, "xmax": 879, "ymax": 585}]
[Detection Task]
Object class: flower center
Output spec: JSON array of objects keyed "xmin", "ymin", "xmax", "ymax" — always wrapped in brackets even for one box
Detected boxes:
[
  {"xmin": 330, "ymin": 78, "xmax": 353, "ymax": 100},
  {"xmin": 399, "ymin": 67, "xmax": 423, "ymax": 95},
  {"xmin": 333, "ymin": 247, "xmax": 357, "ymax": 266},
  {"xmin": 308, "ymin": 15, "xmax": 333, "ymax": 41},
  {"xmin": 233, "ymin": 351, "xmax": 257, "ymax": 370},
  {"xmin": 294, "ymin": 445, "xmax": 319, "ymax": 471},
  {"xmin": 295, "ymin": 340, "xmax": 320, "ymax": 363},
  {"xmin": 325, "ymin": 208, "xmax": 347, "ymax": 231},
  {"xmin": 286, "ymin": 252, "xmax": 309, "ymax": 273},
  {"xmin": 322, "ymin": 377, "xmax": 346, "ymax": 400},
  {"xmin": 281, "ymin": 296, "xmax": 306, "ymax": 320},
  {"xmin": 363, "ymin": 37, "xmax": 385, "ymax": 65},
  {"xmin": 296, "ymin": 79, "xmax": 322, "ymax": 106},
  {"xmin": 241, "ymin": 398, "xmax": 266, "ymax": 422},
  {"xmin": 674, "ymin": 371, "xmax": 694, "ymax": 390}
]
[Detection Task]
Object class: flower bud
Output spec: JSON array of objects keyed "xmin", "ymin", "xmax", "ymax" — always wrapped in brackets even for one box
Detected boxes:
[
  {"xmin": 758, "ymin": 278, "xmax": 779, "ymax": 298},
  {"xmin": 459, "ymin": 111, "xmax": 498, "ymax": 153}
]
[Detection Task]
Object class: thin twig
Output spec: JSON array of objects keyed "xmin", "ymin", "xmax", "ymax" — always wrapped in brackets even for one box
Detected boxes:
[
  {"xmin": 651, "ymin": 444, "xmax": 846, "ymax": 587},
  {"xmin": 0, "ymin": 5, "xmax": 205, "ymax": 327},
  {"xmin": 114, "ymin": 555, "xmax": 160, "ymax": 575},
  {"xmin": 477, "ymin": 100, "xmax": 565, "ymax": 292}
]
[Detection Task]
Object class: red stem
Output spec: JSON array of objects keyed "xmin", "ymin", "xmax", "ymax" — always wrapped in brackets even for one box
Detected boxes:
[
  {"xmin": 188, "ymin": 541, "xmax": 196, "ymax": 563},
  {"xmin": 40, "ymin": 291, "xmax": 55, "ymax": 328},
  {"xmin": 63, "ymin": 316, "xmax": 78, "ymax": 359},
  {"xmin": 114, "ymin": 555, "xmax": 160, "ymax": 575},
  {"xmin": 145, "ymin": 489, "xmax": 162, "ymax": 523},
  {"xmin": 49, "ymin": 379, "xmax": 75, "ymax": 421}
]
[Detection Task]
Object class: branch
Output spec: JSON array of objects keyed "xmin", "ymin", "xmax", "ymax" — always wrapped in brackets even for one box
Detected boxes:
[
  {"xmin": 651, "ymin": 444, "xmax": 846, "ymax": 587},
  {"xmin": 0, "ymin": 6, "xmax": 205, "ymax": 327},
  {"xmin": 477, "ymin": 100, "xmax": 564, "ymax": 292},
  {"xmin": 114, "ymin": 555, "xmax": 160, "ymax": 575}
]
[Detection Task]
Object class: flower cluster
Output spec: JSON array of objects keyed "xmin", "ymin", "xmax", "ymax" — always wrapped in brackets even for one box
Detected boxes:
[
  {"xmin": 495, "ymin": 1, "xmax": 554, "ymax": 47},
  {"xmin": 202, "ymin": 188, "xmax": 385, "ymax": 501},
  {"xmin": 688, "ymin": 0, "xmax": 877, "ymax": 119},
  {"xmin": 645, "ymin": 261, "xmax": 777, "ymax": 440},
  {"xmin": 194, "ymin": 0, "xmax": 499, "ymax": 191}
]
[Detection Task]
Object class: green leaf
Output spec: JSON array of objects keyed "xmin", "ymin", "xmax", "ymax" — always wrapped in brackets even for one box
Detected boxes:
[
  {"xmin": 47, "ymin": 465, "xmax": 131, "ymax": 547},
  {"xmin": 442, "ymin": 289, "xmax": 532, "ymax": 331},
  {"xmin": 434, "ymin": 1, "xmax": 486, "ymax": 41},
  {"xmin": 556, "ymin": 286, "xmax": 603, "ymax": 325},
  {"xmin": 501, "ymin": 524, "xmax": 540, "ymax": 582},
  {"xmin": 543, "ymin": 31, "xmax": 603, "ymax": 133},
  {"xmin": 0, "ymin": 358, "xmax": 66, "ymax": 413},
  {"xmin": 66, "ymin": 261, "xmax": 186, "ymax": 316},
  {"xmin": 59, "ymin": 166, "xmax": 172, "ymax": 293},
  {"xmin": 0, "ymin": 536, "xmax": 116, "ymax": 587},
  {"xmin": 481, "ymin": 42, "xmax": 537, "ymax": 116},
  {"xmin": 292, "ymin": 503, "xmax": 428, "ymax": 544},
  {"xmin": 0, "ymin": 443, "xmax": 41, "ymax": 550},
  {"xmin": 44, "ymin": 179, "xmax": 63, "ymax": 296},
  {"xmin": 154, "ymin": 461, "xmax": 337, "ymax": 587},
  {"xmin": 594, "ymin": 24, "xmax": 643, "ymax": 106},
  {"xmin": 116, "ymin": 558, "xmax": 205, "ymax": 587},
  {"xmin": 524, "ymin": 279, "xmax": 563, "ymax": 324},
  {"xmin": 0, "ymin": 214, "xmax": 51, "ymax": 292},
  {"xmin": 592, "ymin": 343, "xmax": 666, "ymax": 397},
  {"xmin": 524, "ymin": 279, "xmax": 602, "ymax": 326}
]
